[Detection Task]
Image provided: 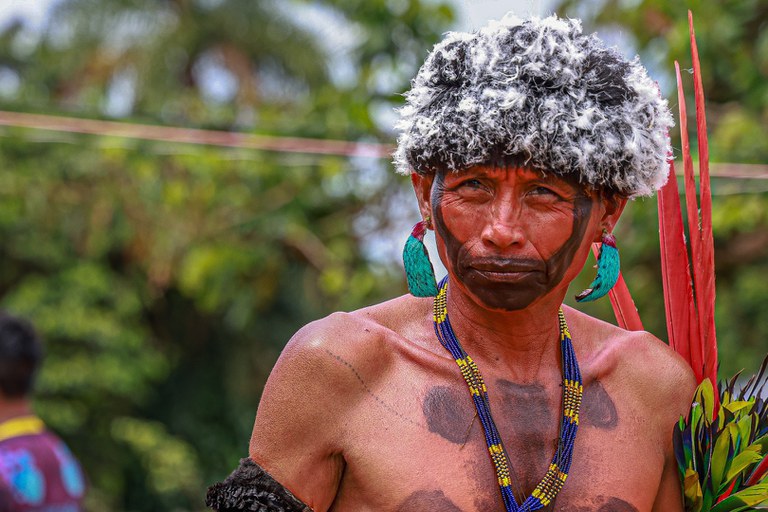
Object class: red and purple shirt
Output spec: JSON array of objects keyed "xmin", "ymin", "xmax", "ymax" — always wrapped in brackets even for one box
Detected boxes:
[{"xmin": 0, "ymin": 416, "xmax": 85, "ymax": 512}]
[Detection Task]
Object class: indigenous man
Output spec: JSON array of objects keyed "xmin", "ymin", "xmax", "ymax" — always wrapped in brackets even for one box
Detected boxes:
[
  {"xmin": 0, "ymin": 312, "xmax": 86, "ymax": 511},
  {"xmin": 207, "ymin": 14, "xmax": 696, "ymax": 512}
]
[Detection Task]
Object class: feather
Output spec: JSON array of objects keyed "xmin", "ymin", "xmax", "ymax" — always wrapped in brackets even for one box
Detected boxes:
[
  {"xmin": 589, "ymin": 243, "xmax": 644, "ymax": 331},
  {"xmin": 715, "ymin": 474, "xmax": 737, "ymax": 503},
  {"xmin": 675, "ymin": 60, "xmax": 706, "ymax": 381},
  {"xmin": 575, "ymin": 236, "xmax": 620, "ymax": 303},
  {"xmin": 746, "ymin": 454, "xmax": 768, "ymax": 487},
  {"xmin": 667, "ymin": 12, "xmax": 718, "ymax": 395},
  {"xmin": 658, "ymin": 159, "xmax": 697, "ymax": 365},
  {"xmin": 403, "ymin": 222, "xmax": 438, "ymax": 297},
  {"xmin": 742, "ymin": 356, "xmax": 768, "ymax": 400},
  {"xmin": 689, "ymin": 10, "xmax": 718, "ymax": 389},
  {"xmin": 608, "ymin": 272, "xmax": 644, "ymax": 332},
  {"xmin": 671, "ymin": 15, "xmax": 768, "ymax": 509}
]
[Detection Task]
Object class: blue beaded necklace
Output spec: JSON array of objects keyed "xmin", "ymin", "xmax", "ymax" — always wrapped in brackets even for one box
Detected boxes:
[{"xmin": 432, "ymin": 277, "xmax": 583, "ymax": 512}]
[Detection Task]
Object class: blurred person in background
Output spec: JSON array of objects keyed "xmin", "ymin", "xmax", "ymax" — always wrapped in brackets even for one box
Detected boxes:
[
  {"xmin": 0, "ymin": 312, "xmax": 85, "ymax": 511},
  {"xmin": 207, "ymin": 14, "xmax": 695, "ymax": 512}
]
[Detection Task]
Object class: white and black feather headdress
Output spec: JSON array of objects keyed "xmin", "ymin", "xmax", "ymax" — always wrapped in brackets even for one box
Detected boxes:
[{"xmin": 393, "ymin": 15, "xmax": 674, "ymax": 197}]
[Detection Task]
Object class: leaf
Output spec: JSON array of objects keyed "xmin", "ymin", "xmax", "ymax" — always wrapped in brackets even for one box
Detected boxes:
[
  {"xmin": 747, "ymin": 435, "xmax": 768, "ymax": 455},
  {"xmin": 725, "ymin": 450, "xmax": 764, "ymax": 483},
  {"xmin": 725, "ymin": 401, "xmax": 755, "ymax": 416},
  {"xmin": 697, "ymin": 379, "xmax": 716, "ymax": 427},
  {"xmin": 685, "ymin": 467, "xmax": 705, "ymax": 512},
  {"xmin": 747, "ymin": 455, "xmax": 768, "ymax": 487},
  {"xmin": 711, "ymin": 483, "xmax": 768, "ymax": 512},
  {"xmin": 712, "ymin": 425, "xmax": 733, "ymax": 493}
]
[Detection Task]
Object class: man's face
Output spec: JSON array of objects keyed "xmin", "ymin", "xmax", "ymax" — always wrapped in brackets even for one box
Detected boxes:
[{"xmin": 423, "ymin": 166, "xmax": 603, "ymax": 311}]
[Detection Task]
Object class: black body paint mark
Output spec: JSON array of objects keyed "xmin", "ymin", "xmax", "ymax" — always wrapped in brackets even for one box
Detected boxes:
[
  {"xmin": 495, "ymin": 379, "xmax": 555, "ymax": 493},
  {"xmin": 496, "ymin": 380, "xmax": 553, "ymax": 442},
  {"xmin": 422, "ymin": 386, "xmax": 475, "ymax": 444},
  {"xmin": 431, "ymin": 171, "xmax": 594, "ymax": 311},
  {"xmin": 473, "ymin": 494, "xmax": 500, "ymax": 512},
  {"xmin": 324, "ymin": 348, "xmax": 421, "ymax": 428},
  {"xmin": 397, "ymin": 490, "xmax": 464, "ymax": 512},
  {"xmin": 595, "ymin": 497, "xmax": 640, "ymax": 512},
  {"xmin": 582, "ymin": 380, "xmax": 619, "ymax": 429},
  {"xmin": 466, "ymin": 446, "xmax": 506, "ymax": 510},
  {"xmin": 570, "ymin": 496, "xmax": 639, "ymax": 512}
]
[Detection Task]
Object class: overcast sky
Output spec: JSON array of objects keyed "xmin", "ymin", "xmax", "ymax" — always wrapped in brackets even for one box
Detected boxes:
[
  {"xmin": 453, "ymin": 0, "xmax": 555, "ymax": 30},
  {"xmin": 0, "ymin": 0, "xmax": 56, "ymax": 30},
  {"xmin": 0, "ymin": 0, "xmax": 555, "ymax": 32}
]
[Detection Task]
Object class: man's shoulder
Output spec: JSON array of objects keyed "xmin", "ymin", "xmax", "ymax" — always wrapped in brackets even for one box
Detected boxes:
[
  {"xmin": 250, "ymin": 294, "xmax": 435, "ymax": 470},
  {"xmin": 566, "ymin": 307, "xmax": 696, "ymax": 421},
  {"xmin": 272, "ymin": 294, "xmax": 433, "ymax": 390},
  {"xmin": 565, "ymin": 306, "xmax": 691, "ymax": 375}
]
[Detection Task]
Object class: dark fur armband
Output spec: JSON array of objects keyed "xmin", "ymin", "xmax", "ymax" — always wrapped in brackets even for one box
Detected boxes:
[{"xmin": 206, "ymin": 458, "xmax": 313, "ymax": 512}]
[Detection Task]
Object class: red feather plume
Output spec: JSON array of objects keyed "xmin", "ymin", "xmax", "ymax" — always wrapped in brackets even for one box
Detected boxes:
[
  {"xmin": 657, "ymin": 157, "xmax": 698, "ymax": 366},
  {"xmin": 657, "ymin": 11, "xmax": 718, "ymax": 410},
  {"xmin": 600, "ymin": 12, "xmax": 717, "ymax": 410},
  {"xmin": 607, "ymin": 11, "xmax": 718, "ymax": 408}
]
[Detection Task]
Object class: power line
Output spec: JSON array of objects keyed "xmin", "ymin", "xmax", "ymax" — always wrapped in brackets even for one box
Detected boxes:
[
  {"xmin": 1, "ymin": 110, "xmax": 767, "ymax": 180},
  {"xmin": 0, "ymin": 110, "xmax": 395, "ymax": 159},
  {"xmin": 671, "ymin": 162, "xmax": 768, "ymax": 180}
]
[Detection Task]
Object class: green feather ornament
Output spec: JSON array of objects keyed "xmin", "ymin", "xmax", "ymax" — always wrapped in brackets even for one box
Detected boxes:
[
  {"xmin": 402, "ymin": 220, "xmax": 438, "ymax": 297},
  {"xmin": 674, "ymin": 363, "xmax": 768, "ymax": 512},
  {"xmin": 575, "ymin": 233, "xmax": 620, "ymax": 302}
]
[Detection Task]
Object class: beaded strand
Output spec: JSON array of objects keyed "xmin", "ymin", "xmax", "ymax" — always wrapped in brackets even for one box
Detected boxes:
[{"xmin": 432, "ymin": 277, "xmax": 583, "ymax": 512}]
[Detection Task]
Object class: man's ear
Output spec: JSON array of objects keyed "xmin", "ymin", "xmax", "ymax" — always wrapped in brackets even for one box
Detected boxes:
[
  {"xmin": 411, "ymin": 172, "xmax": 435, "ymax": 222},
  {"xmin": 596, "ymin": 193, "xmax": 628, "ymax": 241}
]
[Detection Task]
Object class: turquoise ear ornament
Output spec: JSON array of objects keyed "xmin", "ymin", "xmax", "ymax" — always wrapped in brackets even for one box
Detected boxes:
[
  {"xmin": 575, "ymin": 231, "xmax": 620, "ymax": 302},
  {"xmin": 402, "ymin": 218, "xmax": 438, "ymax": 297}
]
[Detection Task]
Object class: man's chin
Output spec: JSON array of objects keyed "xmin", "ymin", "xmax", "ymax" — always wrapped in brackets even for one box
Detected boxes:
[{"xmin": 461, "ymin": 273, "xmax": 547, "ymax": 312}]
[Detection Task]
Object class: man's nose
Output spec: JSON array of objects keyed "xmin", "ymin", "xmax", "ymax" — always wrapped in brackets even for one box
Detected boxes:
[{"xmin": 480, "ymin": 198, "xmax": 526, "ymax": 248}]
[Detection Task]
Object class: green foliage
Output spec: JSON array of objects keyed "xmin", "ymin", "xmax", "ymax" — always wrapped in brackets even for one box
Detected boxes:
[
  {"xmin": 0, "ymin": 132, "xmax": 411, "ymax": 510},
  {"xmin": 0, "ymin": 0, "xmax": 453, "ymax": 509},
  {"xmin": 111, "ymin": 417, "xmax": 202, "ymax": 506},
  {"xmin": 2, "ymin": 1, "xmax": 766, "ymax": 510},
  {"xmin": 674, "ymin": 367, "xmax": 768, "ymax": 511}
]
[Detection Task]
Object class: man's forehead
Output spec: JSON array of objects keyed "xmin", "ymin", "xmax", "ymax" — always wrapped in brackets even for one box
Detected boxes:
[{"xmin": 446, "ymin": 166, "xmax": 588, "ymax": 189}]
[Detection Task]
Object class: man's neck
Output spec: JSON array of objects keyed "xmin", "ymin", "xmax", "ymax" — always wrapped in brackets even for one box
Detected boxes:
[
  {"xmin": 0, "ymin": 397, "xmax": 34, "ymax": 424},
  {"xmin": 443, "ymin": 280, "xmax": 566, "ymax": 382}
]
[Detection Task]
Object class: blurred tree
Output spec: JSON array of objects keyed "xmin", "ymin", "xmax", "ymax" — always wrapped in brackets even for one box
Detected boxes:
[
  {"xmin": 0, "ymin": 0, "xmax": 454, "ymax": 510},
  {"xmin": 552, "ymin": 1, "xmax": 768, "ymax": 377}
]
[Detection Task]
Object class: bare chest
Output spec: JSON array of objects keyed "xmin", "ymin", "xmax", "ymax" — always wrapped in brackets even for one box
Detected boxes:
[{"xmin": 329, "ymin": 367, "xmax": 664, "ymax": 512}]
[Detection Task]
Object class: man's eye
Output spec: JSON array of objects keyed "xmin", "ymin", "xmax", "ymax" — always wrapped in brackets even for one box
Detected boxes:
[
  {"xmin": 461, "ymin": 179, "xmax": 484, "ymax": 189},
  {"xmin": 531, "ymin": 186, "xmax": 558, "ymax": 196}
]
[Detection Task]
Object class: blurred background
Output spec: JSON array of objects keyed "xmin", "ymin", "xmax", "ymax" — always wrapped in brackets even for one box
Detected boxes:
[{"xmin": 0, "ymin": 0, "xmax": 766, "ymax": 509}]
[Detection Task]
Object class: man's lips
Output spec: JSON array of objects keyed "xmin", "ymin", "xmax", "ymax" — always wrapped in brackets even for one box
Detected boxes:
[
  {"xmin": 469, "ymin": 259, "xmax": 544, "ymax": 273},
  {"xmin": 466, "ymin": 259, "xmax": 545, "ymax": 282}
]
